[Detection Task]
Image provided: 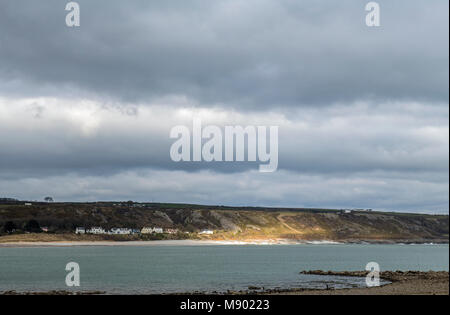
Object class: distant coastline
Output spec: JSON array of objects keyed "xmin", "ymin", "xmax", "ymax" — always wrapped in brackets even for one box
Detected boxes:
[
  {"xmin": 1, "ymin": 202, "xmax": 448, "ymax": 246},
  {"xmin": 0, "ymin": 236, "xmax": 448, "ymax": 248}
]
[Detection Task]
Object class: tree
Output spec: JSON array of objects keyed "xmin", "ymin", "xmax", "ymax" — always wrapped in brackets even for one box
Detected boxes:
[
  {"xmin": 24, "ymin": 220, "xmax": 41, "ymax": 233},
  {"xmin": 3, "ymin": 221, "xmax": 17, "ymax": 233},
  {"xmin": 44, "ymin": 197, "xmax": 54, "ymax": 203}
]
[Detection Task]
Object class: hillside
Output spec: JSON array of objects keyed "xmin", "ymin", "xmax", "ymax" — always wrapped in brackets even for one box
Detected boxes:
[{"xmin": 0, "ymin": 202, "xmax": 448, "ymax": 243}]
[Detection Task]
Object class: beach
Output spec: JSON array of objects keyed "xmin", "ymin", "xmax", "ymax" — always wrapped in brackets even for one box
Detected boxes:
[
  {"xmin": 0, "ymin": 240, "xmax": 215, "ymax": 247},
  {"xmin": 0, "ymin": 233, "xmax": 346, "ymax": 247},
  {"xmin": 269, "ymin": 271, "xmax": 449, "ymax": 295},
  {"xmin": 1, "ymin": 233, "xmax": 447, "ymax": 247},
  {"xmin": 0, "ymin": 239, "xmax": 305, "ymax": 248}
]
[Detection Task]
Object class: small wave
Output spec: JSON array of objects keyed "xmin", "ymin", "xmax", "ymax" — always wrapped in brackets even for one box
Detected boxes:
[{"xmin": 305, "ymin": 240, "xmax": 343, "ymax": 245}]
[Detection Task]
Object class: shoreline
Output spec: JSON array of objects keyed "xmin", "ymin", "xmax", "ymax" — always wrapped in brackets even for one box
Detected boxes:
[
  {"xmin": 2, "ymin": 271, "xmax": 448, "ymax": 295},
  {"xmin": 1, "ymin": 239, "xmax": 449, "ymax": 248},
  {"xmin": 264, "ymin": 270, "xmax": 450, "ymax": 295},
  {"xmin": 174, "ymin": 271, "xmax": 449, "ymax": 295},
  {"xmin": 0, "ymin": 240, "xmax": 221, "ymax": 248}
]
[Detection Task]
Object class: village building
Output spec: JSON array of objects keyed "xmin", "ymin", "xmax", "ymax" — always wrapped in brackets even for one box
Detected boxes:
[
  {"xmin": 165, "ymin": 228, "xmax": 179, "ymax": 234},
  {"xmin": 110, "ymin": 228, "xmax": 132, "ymax": 235},
  {"xmin": 88, "ymin": 227, "xmax": 106, "ymax": 234},
  {"xmin": 199, "ymin": 229, "xmax": 214, "ymax": 235},
  {"xmin": 141, "ymin": 227, "xmax": 153, "ymax": 234},
  {"xmin": 141, "ymin": 227, "xmax": 164, "ymax": 234},
  {"xmin": 75, "ymin": 227, "xmax": 86, "ymax": 234}
]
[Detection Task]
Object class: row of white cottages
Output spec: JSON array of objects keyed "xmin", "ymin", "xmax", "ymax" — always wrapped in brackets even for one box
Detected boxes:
[{"xmin": 75, "ymin": 227, "xmax": 179, "ymax": 235}]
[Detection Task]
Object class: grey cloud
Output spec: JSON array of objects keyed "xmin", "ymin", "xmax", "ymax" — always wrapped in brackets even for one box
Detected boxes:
[
  {"xmin": 0, "ymin": 0, "xmax": 448, "ymax": 108},
  {"xmin": 0, "ymin": 169, "xmax": 447, "ymax": 214},
  {"xmin": 0, "ymin": 100, "xmax": 447, "ymax": 177},
  {"xmin": 0, "ymin": 1, "xmax": 448, "ymax": 213}
]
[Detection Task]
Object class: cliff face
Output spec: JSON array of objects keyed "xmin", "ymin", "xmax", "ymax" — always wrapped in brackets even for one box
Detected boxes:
[{"xmin": 0, "ymin": 203, "xmax": 448, "ymax": 243}]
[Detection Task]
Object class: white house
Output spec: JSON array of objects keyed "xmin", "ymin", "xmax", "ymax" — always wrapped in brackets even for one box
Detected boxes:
[
  {"xmin": 75, "ymin": 227, "xmax": 86, "ymax": 234},
  {"xmin": 141, "ymin": 227, "xmax": 153, "ymax": 234},
  {"xmin": 110, "ymin": 228, "xmax": 132, "ymax": 235},
  {"xmin": 88, "ymin": 227, "xmax": 106, "ymax": 234},
  {"xmin": 199, "ymin": 229, "xmax": 214, "ymax": 235},
  {"xmin": 153, "ymin": 227, "xmax": 163, "ymax": 234},
  {"xmin": 141, "ymin": 227, "xmax": 164, "ymax": 234}
]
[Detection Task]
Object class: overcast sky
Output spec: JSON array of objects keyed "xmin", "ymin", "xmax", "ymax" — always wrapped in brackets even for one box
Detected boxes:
[{"xmin": 0, "ymin": 0, "xmax": 448, "ymax": 213}]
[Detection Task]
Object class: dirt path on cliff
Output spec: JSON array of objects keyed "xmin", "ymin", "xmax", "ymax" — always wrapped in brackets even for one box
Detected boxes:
[{"xmin": 277, "ymin": 214, "xmax": 302, "ymax": 234}]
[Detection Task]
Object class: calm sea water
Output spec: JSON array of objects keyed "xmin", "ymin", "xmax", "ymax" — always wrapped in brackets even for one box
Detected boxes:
[{"xmin": 0, "ymin": 244, "xmax": 448, "ymax": 294}]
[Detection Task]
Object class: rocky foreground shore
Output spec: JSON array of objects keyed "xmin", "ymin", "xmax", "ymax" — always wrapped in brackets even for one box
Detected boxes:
[
  {"xmin": 0, "ymin": 290, "xmax": 105, "ymax": 295},
  {"xmin": 273, "ymin": 270, "xmax": 449, "ymax": 295}
]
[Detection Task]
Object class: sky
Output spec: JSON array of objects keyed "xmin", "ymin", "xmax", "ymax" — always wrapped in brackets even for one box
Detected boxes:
[{"xmin": 0, "ymin": 0, "xmax": 448, "ymax": 213}]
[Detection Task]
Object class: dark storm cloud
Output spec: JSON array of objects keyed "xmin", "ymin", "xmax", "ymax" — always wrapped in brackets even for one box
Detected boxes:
[
  {"xmin": 0, "ymin": 99, "xmax": 447, "ymax": 177},
  {"xmin": 0, "ymin": 0, "xmax": 448, "ymax": 108},
  {"xmin": 0, "ymin": 1, "xmax": 448, "ymax": 212}
]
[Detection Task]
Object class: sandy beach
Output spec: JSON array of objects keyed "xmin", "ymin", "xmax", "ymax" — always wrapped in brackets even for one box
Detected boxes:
[
  {"xmin": 2, "ymin": 233, "xmax": 447, "ymax": 247},
  {"xmin": 267, "ymin": 271, "xmax": 449, "ymax": 295},
  {"xmin": 0, "ymin": 239, "xmax": 313, "ymax": 247},
  {"xmin": 0, "ymin": 234, "xmax": 345, "ymax": 247},
  {"xmin": 0, "ymin": 240, "xmax": 222, "ymax": 247}
]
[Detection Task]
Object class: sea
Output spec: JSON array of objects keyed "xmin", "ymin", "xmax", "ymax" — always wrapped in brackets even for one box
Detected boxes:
[{"xmin": 0, "ymin": 243, "xmax": 448, "ymax": 294}]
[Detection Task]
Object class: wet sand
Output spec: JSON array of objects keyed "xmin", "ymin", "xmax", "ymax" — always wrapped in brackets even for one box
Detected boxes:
[
  {"xmin": 0, "ymin": 239, "xmax": 308, "ymax": 247},
  {"xmin": 0, "ymin": 239, "xmax": 340, "ymax": 247},
  {"xmin": 0, "ymin": 240, "xmax": 221, "ymax": 247},
  {"xmin": 269, "ymin": 271, "xmax": 449, "ymax": 295}
]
